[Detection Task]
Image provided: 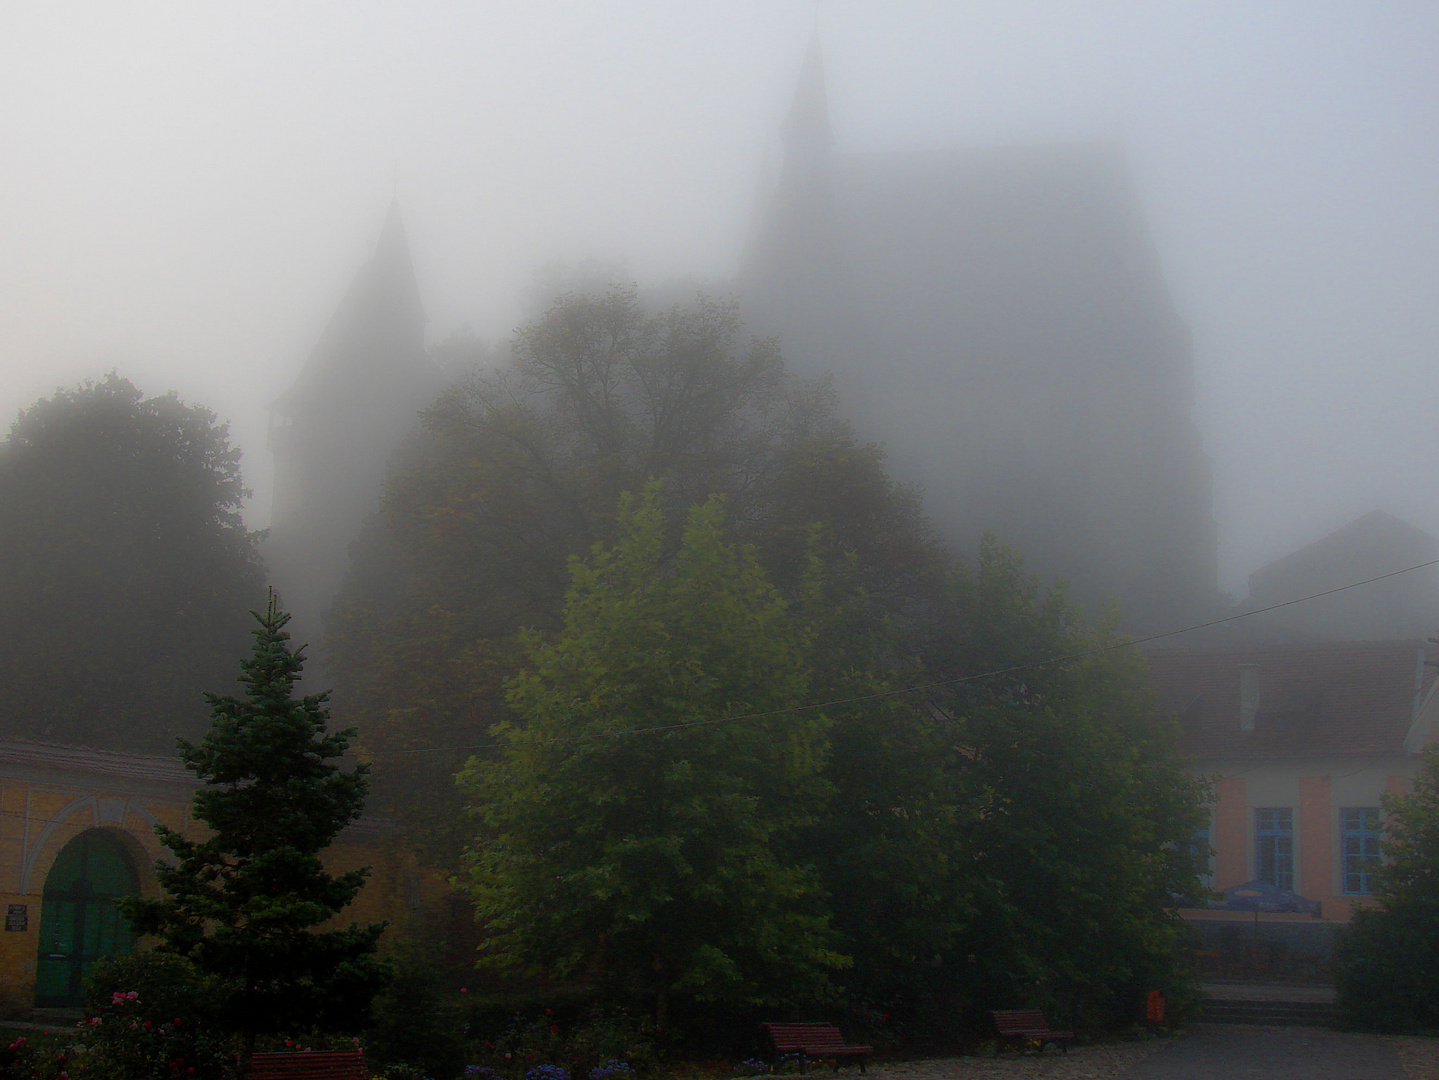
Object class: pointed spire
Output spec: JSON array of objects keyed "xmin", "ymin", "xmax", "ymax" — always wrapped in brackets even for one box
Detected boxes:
[
  {"xmin": 782, "ymin": 32, "xmax": 834, "ymax": 152},
  {"xmin": 370, "ymin": 196, "xmax": 425, "ymax": 324}
]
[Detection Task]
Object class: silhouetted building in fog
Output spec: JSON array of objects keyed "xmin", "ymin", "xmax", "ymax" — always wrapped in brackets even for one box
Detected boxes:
[
  {"xmin": 741, "ymin": 39, "xmax": 1218, "ymax": 631},
  {"xmin": 266, "ymin": 199, "xmax": 442, "ymax": 643},
  {"xmin": 1241, "ymin": 510, "xmax": 1439, "ymax": 642},
  {"xmin": 1146, "ymin": 640, "xmax": 1435, "ymax": 938}
]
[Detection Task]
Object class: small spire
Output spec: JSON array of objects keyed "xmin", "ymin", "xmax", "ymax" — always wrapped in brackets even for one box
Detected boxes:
[{"xmin": 782, "ymin": 30, "xmax": 833, "ymax": 151}]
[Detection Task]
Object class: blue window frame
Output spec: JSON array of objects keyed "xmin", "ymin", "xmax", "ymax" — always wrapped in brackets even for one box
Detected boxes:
[
  {"xmin": 1342, "ymin": 808, "xmax": 1382, "ymax": 896},
  {"xmin": 1256, "ymin": 808, "xmax": 1294, "ymax": 891}
]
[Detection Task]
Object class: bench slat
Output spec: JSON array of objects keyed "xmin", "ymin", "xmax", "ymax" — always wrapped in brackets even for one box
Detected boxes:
[{"xmin": 248, "ymin": 1051, "xmax": 368, "ymax": 1080}]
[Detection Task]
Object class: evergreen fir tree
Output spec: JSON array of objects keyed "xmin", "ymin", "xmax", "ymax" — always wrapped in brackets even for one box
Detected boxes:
[{"xmin": 124, "ymin": 592, "xmax": 388, "ymax": 1060}]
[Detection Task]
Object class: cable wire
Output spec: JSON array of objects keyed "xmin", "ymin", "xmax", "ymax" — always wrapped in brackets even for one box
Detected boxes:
[{"xmin": 372, "ymin": 557, "xmax": 1439, "ymax": 757}]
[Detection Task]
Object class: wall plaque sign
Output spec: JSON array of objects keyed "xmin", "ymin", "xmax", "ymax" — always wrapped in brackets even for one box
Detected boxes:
[{"xmin": 5, "ymin": 904, "xmax": 27, "ymax": 932}]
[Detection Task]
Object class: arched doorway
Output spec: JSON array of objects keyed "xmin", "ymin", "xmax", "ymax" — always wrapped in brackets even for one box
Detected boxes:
[{"xmin": 35, "ymin": 828, "xmax": 141, "ymax": 1007}]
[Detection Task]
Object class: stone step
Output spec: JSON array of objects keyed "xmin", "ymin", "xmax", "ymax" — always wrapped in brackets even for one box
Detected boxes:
[{"xmin": 1200, "ymin": 998, "xmax": 1337, "ymax": 1026}]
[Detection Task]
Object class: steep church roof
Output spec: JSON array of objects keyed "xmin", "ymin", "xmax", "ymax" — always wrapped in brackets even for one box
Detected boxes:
[
  {"xmin": 781, "ymin": 34, "xmax": 834, "ymax": 151},
  {"xmin": 266, "ymin": 200, "xmax": 443, "ymax": 639},
  {"xmin": 273, "ymin": 197, "xmax": 430, "ymax": 420}
]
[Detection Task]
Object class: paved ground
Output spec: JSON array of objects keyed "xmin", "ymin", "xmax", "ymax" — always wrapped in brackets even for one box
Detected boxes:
[
  {"xmin": 867, "ymin": 1043, "xmax": 1165, "ymax": 1080},
  {"xmin": 1121, "ymin": 1024, "xmax": 1407, "ymax": 1079},
  {"xmin": 1199, "ymin": 981, "xmax": 1336, "ymax": 1003},
  {"xmin": 865, "ymin": 1025, "xmax": 1438, "ymax": 1080}
]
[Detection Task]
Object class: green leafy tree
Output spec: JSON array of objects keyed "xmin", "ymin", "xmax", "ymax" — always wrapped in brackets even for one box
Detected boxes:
[
  {"xmin": 328, "ymin": 287, "xmax": 941, "ymax": 860},
  {"xmin": 460, "ymin": 489, "xmax": 847, "ymax": 1028},
  {"xmin": 1335, "ymin": 745, "xmax": 1439, "ymax": 1032},
  {"xmin": 124, "ymin": 594, "xmax": 388, "ymax": 1063},
  {"xmin": 916, "ymin": 538, "xmax": 1210, "ymax": 1026},
  {"xmin": 0, "ymin": 373, "xmax": 265, "ymax": 751}
]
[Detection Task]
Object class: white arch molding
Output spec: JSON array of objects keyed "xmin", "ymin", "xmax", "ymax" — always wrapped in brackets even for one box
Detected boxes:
[{"xmin": 21, "ymin": 795, "xmax": 166, "ymax": 894}]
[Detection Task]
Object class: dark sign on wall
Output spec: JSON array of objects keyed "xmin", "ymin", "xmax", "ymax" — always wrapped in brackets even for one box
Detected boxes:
[{"xmin": 5, "ymin": 904, "xmax": 27, "ymax": 932}]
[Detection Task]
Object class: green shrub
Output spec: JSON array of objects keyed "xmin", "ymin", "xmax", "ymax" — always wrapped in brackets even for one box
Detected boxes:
[
  {"xmin": 1334, "ymin": 745, "xmax": 1439, "ymax": 1033},
  {"xmin": 365, "ymin": 962, "xmax": 465, "ymax": 1080},
  {"xmin": 1335, "ymin": 906, "xmax": 1439, "ymax": 1032}
]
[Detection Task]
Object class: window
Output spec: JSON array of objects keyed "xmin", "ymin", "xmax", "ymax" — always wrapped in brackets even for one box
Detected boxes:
[
  {"xmin": 1342, "ymin": 808, "xmax": 1382, "ymax": 895},
  {"xmin": 1190, "ymin": 826, "xmax": 1212, "ymax": 879},
  {"xmin": 1256, "ymin": 808, "xmax": 1294, "ymax": 891}
]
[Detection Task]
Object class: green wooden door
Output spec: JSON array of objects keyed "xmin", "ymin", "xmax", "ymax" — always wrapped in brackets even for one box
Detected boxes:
[{"xmin": 35, "ymin": 829, "xmax": 139, "ymax": 1007}]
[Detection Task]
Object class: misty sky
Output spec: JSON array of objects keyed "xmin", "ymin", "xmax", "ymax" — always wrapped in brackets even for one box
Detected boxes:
[{"xmin": 3, "ymin": 1, "xmax": 1436, "ymax": 598}]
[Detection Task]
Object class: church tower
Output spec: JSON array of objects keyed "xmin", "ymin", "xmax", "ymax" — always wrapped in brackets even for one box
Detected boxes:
[
  {"xmin": 742, "ymin": 43, "xmax": 1219, "ymax": 631},
  {"xmin": 266, "ymin": 199, "xmax": 442, "ymax": 644}
]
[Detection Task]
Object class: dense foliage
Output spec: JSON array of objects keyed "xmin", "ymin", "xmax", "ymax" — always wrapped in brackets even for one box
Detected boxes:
[
  {"xmin": 461, "ymin": 491, "xmax": 847, "ymax": 1027},
  {"xmin": 326, "ymin": 287, "xmax": 1207, "ymax": 1033},
  {"xmin": 460, "ymin": 493, "xmax": 1206, "ymax": 1029},
  {"xmin": 123, "ymin": 595, "xmax": 388, "ymax": 1060},
  {"xmin": 1335, "ymin": 744, "xmax": 1439, "ymax": 1032},
  {"xmin": 0, "ymin": 373, "xmax": 265, "ymax": 751},
  {"xmin": 327, "ymin": 287, "xmax": 941, "ymax": 857},
  {"xmin": 920, "ymin": 540, "xmax": 1210, "ymax": 1026}
]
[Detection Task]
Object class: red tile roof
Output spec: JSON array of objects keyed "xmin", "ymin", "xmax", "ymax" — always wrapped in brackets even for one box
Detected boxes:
[{"xmin": 1143, "ymin": 641, "xmax": 1433, "ymax": 760}]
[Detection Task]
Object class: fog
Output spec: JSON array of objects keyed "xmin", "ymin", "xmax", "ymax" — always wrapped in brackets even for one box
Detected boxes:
[{"xmin": 3, "ymin": 1, "xmax": 1437, "ymax": 597}]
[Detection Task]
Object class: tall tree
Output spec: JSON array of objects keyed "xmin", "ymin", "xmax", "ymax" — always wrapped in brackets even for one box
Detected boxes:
[
  {"xmin": 328, "ymin": 288, "xmax": 941, "ymax": 857},
  {"xmin": 460, "ymin": 489, "xmax": 847, "ymax": 1026},
  {"xmin": 0, "ymin": 373, "xmax": 265, "ymax": 751},
  {"xmin": 124, "ymin": 594, "xmax": 388, "ymax": 1062},
  {"xmin": 917, "ymin": 538, "xmax": 1209, "ymax": 1025}
]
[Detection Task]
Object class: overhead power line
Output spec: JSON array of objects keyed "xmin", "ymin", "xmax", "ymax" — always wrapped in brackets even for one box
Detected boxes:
[{"xmin": 374, "ymin": 557, "xmax": 1439, "ymax": 758}]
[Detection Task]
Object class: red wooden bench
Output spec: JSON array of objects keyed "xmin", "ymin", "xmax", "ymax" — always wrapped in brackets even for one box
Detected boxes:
[
  {"xmin": 762, "ymin": 1022, "xmax": 872, "ymax": 1073},
  {"xmin": 989, "ymin": 1010, "xmax": 1074, "ymax": 1054},
  {"xmin": 248, "ymin": 1051, "xmax": 369, "ymax": 1080}
]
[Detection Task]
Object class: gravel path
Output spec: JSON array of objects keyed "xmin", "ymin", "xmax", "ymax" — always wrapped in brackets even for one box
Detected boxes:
[
  {"xmin": 1390, "ymin": 1036, "xmax": 1439, "ymax": 1079},
  {"xmin": 863, "ymin": 1043, "xmax": 1163, "ymax": 1080},
  {"xmin": 860, "ymin": 1028, "xmax": 1439, "ymax": 1080},
  {"xmin": 1119, "ymin": 1024, "xmax": 1405, "ymax": 1079}
]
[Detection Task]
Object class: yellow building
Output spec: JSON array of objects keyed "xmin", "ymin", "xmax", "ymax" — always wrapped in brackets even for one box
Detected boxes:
[
  {"xmin": 1146, "ymin": 641, "xmax": 1437, "ymax": 975},
  {"xmin": 0, "ymin": 739, "xmax": 443, "ymax": 1011}
]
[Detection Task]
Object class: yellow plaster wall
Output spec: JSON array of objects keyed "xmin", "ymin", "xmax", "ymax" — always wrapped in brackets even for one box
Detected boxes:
[
  {"xmin": 0, "ymin": 773, "xmax": 453, "ymax": 1012},
  {"xmin": 0, "ymin": 777, "xmax": 198, "ymax": 1010},
  {"xmin": 1191, "ymin": 757, "xmax": 1420, "ymax": 923}
]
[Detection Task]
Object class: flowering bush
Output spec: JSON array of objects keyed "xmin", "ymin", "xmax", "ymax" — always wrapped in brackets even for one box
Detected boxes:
[
  {"xmin": 466, "ymin": 1008, "xmax": 654, "ymax": 1080},
  {"xmin": 0, "ymin": 1034, "xmax": 63, "ymax": 1080},
  {"xmin": 464, "ymin": 1068, "xmax": 500, "ymax": 1080},
  {"xmin": 524, "ymin": 1067, "xmax": 569, "ymax": 1080},
  {"xmin": 731, "ymin": 1061, "xmax": 769, "ymax": 1077},
  {"xmin": 73, "ymin": 953, "xmax": 229, "ymax": 1080},
  {"xmin": 376, "ymin": 1067, "xmax": 431, "ymax": 1080}
]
